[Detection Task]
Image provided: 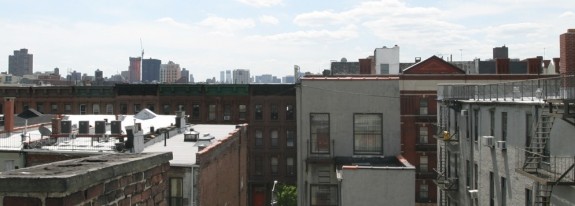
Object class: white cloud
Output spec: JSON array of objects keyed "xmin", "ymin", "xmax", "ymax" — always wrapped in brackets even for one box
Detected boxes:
[
  {"xmin": 259, "ymin": 15, "xmax": 279, "ymax": 25},
  {"xmin": 155, "ymin": 17, "xmax": 191, "ymax": 29},
  {"xmin": 560, "ymin": 11, "xmax": 575, "ymax": 18},
  {"xmin": 197, "ymin": 16, "xmax": 255, "ymax": 32},
  {"xmin": 294, "ymin": 10, "xmax": 351, "ymax": 27},
  {"xmin": 236, "ymin": 0, "xmax": 282, "ymax": 7},
  {"xmin": 251, "ymin": 25, "xmax": 358, "ymax": 43}
]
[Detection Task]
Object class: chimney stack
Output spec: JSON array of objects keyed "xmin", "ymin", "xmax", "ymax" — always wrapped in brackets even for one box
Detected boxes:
[{"xmin": 3, "ymin": 97, "xmax": 15, "ymax": 132}]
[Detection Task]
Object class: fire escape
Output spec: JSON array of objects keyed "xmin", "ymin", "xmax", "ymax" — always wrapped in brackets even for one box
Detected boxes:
[
  {"xmin": 516, "ymin": 98, "xmax": 575, "ymax": 205},
  {"xmin": 434, "ymin": 102, "xmax": 459, "ymax": 206}
]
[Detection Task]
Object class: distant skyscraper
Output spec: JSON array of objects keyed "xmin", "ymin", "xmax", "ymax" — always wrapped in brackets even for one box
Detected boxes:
[
  {"xmin": 233, "ymin": 69, "xmax": 250, "ymax": 84},
  {"xmin": 493, "ymin": 45, "xmax": 509, "ymax": 59},
  {"xmin": 95, "ymin": 69, "xmax": 104, "ymax": 85},
  {"xmin": 560, "ymin": 29, "xmax": 575, "ymax": 75},
  {"xmin": 220, "ymin": 71, "xmax": 225, "ymax": 83},
  {"xmin": 129, "ymin": 57, "xmax": 141, "ymax": 82},
  {"xmin": 8, "ymin": 48, "xmax": 33, "ymax": 76},
  {"xmin": 160, "ymin": 61, "xmax": 181, "ymax": 83},
  {"xmin": 282, "ymin": 75, "xmax": 295, "ymax": 84},
  {"xmin": 189, "ymin": 74, "xmax": 195, "ymax": 84},
  {"xmin": 225, "ymin": 70, "xmax": 232, "ymax": 84},
  {"xmin": 142, "ymin": 58, "xmax": 161, "ymax": 82},
  {"xmin": 180, "ymin": 68, "xmax": 189, "ymax": 83}
]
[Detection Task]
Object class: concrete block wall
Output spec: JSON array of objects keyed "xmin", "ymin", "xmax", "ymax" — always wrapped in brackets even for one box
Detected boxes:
[{"xmin": 0, "ymin": 152, "xmax": 172, "ymax": 206}]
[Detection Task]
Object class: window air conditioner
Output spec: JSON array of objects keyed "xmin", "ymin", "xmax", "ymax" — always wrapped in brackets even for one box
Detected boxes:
[
  {"xmin": 468, "ymin": 189, "xmax": 478, "ymax": 199},
  {"xmin": 497, "ymin": 141, "xmax": 507, "ymax": 150},
  {"xmin": 223, "ymin": 116, "xmax": 231, "ymax": 120},
  {"xmin": 483, "ymin": 136, "xmax": 494, "ymax": 148}
]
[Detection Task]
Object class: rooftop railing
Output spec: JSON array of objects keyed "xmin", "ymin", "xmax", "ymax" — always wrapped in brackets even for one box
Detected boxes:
[{"xmin": 438, "ymin": 75, "xmax": 575, "ymax": 101}]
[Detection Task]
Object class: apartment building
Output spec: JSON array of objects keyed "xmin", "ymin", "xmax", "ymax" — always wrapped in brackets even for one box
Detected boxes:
[
  {"xmin": 296, "ymin": 76, "xmax": 416, "ymax": 206},
  {"xmin": 436, "ymin": 76, "xmax": 575, "ymax": 206}
]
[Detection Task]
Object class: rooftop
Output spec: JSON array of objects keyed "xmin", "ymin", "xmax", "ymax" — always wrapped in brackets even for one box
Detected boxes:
[{"xmin": 143, "ymin": 124, "xmax": 238, "ymax": 167}]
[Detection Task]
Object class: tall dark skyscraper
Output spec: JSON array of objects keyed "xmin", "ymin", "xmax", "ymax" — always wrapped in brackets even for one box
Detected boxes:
[
  {"xmin": 8, "ymin": 48, "xmax": 33, "ymax": 76},
  {"xmin": 180, "ymin": 68, "xmax": 189, "ymax": 83},
  {"xmin": 142, "ymin": 58, "xmax": 161, "ymax": 82}
]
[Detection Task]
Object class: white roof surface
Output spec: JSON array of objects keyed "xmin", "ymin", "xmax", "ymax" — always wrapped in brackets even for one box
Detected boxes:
[
  {"xmin": 143, "ymin": 124, "xmax": 238, "ymax": 167},
  {"xmin": 0, "ymin": 113, "xmax": 177, "ymax": 151}
]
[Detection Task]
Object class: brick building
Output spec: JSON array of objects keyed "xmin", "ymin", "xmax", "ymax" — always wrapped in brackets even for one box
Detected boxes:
[
  {"xmin": 0, "ymin": 83, "xmax": 296, "ymax": 205},
  {"xmin": 560, "ymin": 29, "xmax": 575, "ymax": 75}
]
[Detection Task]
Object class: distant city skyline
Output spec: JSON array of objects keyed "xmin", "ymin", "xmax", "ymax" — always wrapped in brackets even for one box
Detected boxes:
[{"xmin": 1, "ymin": 0, "xmax": 574, "ymax": 81}]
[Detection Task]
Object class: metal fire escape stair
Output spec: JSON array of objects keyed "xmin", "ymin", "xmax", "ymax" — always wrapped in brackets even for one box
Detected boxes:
[{"xmin": 523, "ymin": 105, "xmax": 556, "ymax": 206}]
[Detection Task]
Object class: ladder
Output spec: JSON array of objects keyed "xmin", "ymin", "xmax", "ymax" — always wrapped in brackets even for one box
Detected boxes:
[
  {"xmin": 535, "ymin": 183, "xmax": 553, "ymax": 206},
  {"xmin": 523, "ymin": 105, "xmax": 555, "ymax": 173}
]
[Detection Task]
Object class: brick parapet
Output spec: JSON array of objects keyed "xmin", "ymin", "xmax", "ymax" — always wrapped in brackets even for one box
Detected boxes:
[{"xmin": 0, "ymin": 152, "xmax": 172, "ymax": 206}]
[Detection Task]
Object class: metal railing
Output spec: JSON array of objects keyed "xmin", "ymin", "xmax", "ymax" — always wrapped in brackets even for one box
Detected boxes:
[
  {"xmin": 0, "ymin": 132, "xmax": 118, "ymax": 152},
  {"xmin": 515, "ymin": 148, "xmax": 575, "ymax": 183},
  {"xmin": 438, "ymin": 75, "xmax": 575, "ymax": 101}
]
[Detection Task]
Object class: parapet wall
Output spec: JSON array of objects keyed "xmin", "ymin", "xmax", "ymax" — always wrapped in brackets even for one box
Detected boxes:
[{"xmin": 0, "ymin": 152, "xmax": 172, "ymax": 206}]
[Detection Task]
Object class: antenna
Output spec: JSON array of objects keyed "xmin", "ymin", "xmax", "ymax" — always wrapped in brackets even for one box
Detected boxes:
[{"xmin": 140, "ymin": 38, "xmax": 144, "ymax": 59}]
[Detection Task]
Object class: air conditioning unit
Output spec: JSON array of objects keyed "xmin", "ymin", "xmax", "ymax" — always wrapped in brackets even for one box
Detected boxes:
[
  {"xmin": 461, "ymin": 110, "xmax": 468, "ymax": 116},
  {"xmin": 468, "ymin": 189, "xmax": 478, "ymax": 199},
  {"xmin": 497, "ymin": 141, "xmax": 507, "ymax": 150},
  {"xmin": 483, "ymin": 136, "xmax": 494, "ymax": 147},
  {"xmin": 223, "ymin": 116, "xmax": 231, "ymax": 121}
]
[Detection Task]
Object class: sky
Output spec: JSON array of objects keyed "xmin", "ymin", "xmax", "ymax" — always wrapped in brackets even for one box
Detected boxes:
[{"xmin": 1, "ymin": 0, "xmax": 574, "ymax": 81}]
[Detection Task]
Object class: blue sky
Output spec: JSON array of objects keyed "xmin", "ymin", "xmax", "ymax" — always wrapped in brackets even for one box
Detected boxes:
[{"xmin": 1, "ymin": 0, "xmax": 574, "ymax": 81}]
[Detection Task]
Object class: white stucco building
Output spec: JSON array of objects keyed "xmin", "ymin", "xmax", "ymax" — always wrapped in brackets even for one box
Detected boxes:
[
  {"xmin": 436, "ymin": 76, "xmax": 575, "ymax": 206},
  {"xmin": 374, "ymin": 45, "xmax": 400, "ymax": 74}
]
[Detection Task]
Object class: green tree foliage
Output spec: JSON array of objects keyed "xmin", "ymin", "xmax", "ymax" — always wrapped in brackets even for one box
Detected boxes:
[{"xmin": 275, "ymin": 184, "xmax": 297, "ymax": 206}]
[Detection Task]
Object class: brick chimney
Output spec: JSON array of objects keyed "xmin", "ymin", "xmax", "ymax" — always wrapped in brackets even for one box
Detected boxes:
[
  {"xmin": 3, "ymin": 97, "xmax": 15, "ymax": 132},
  {"xmin": 51, "ymin": 117, "xmax": 61, "ymax": 135},
  {"xmin": 526, "ymin": 57, "xmax": 542, "ymax": 74},
  {"xmin": 553, "ymin": 58, "xmax": 561, "ymax": 73},
  {"xmin": 495, "ymin": 58, "xmax": 510, "ymax": 74}
]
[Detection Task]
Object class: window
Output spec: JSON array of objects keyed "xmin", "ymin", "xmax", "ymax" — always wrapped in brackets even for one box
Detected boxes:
[
  {"xmin": 80, "ymin": 104, "xmax": 87, "ymax": 115},
  {"xmin": 223, "ymin": 104, "xmax": 231, "ymax": 120},
  {"xmin": 255, "ymin": 130, "xmax": 263, "ymax": 147},
  {"xmin": 147, "ymin": 104, "xmax": 155, "ymax": 112},
  {"xmin": 489, "ymin": 172, "xmax": 494, "ymax": 206},
  {"xmin": 36, "ymin": 103, "xmax": 44, "ymax": 113},
  {"xmin": 419, "ymin": 99, "xmax": 428, "ymax": 115},
  {"xmin": 191, "ymin": 104, "xmax": 200, "ymax": 120},
  {"xmin": 311, "ymin": 114, "xmax": 330, "ymax": 154},
  {"xmin": 286, "ymin": 104, "xmax": 294, "ymax": 120},
  {"xmin": 526, "ymin": 113, "xmax": 532, "ymax": 147},
  {"xmin": 271, "ymin": 104, "xmax": 278, "ymax": 120},
  {"xmin": 380, "ymin": 63, "xmax": 389, "ymax": 74},
  {"xmin": 239, "ymin": 105, "xmax": 247, "ymax": 120},
  {"xmin": 354, "ymin": 114, "xmax": 383, "ymax": 154},
  {"xmin": 474, "ymin": 109, "xmax": 479, "ymax": 141},
  {"xmin": 419, "ymin": 182, "xmax": 429, "ymax": 200},
  {"xmin": 65, "ymin": 104, "xmax": 72, "ymax": 113},
  {"xmin": 170, "ymin": 178, "xmax": 183, "ymax": 206},
  {"xmin": 163, "ymin": 104, "xmax": 170, "ymax": 115},
  {"xmin": 474, "ymin": 163, "xmax": 478, "ymax": 189},
  {"xmin": 466, "ymin": 160, "xmax": 471, "ymax": 187},
  {"xmin": 93, "ymin": 104, "xmax": 100, "ymax": 114},
  {"xmin": 501, "ymin": 112, "xmax": 507, "ymax": 141},
  {"xmin": 501, "ymin": 177, "xmax": 506, "ymax": 206},
  {"xmin": 271, "ymin": 130, "xmax": 278, "ymax": 147},
  {"xmin": 51, "ymin": 103, "xmax": 58, "ymax": 113},
  {"xmin": 525, "ymin": 188, "xmax": 532, "ymax": 206},
  {"xmin": 255, "ymin": 104, "xmax": 263, "ymax": 120},
  {"xmin": 271, "ymin": 157, "xmax": 278, "ymax": 174},
  {"xmin": 286, "ymin": 157, "xmax": 295, "ymax": 176},
  {"xmin": 208, "ymin": 104, "xmax": 216, "ymax": 120},
  {"xmin": 286, "ymin": 129, "xmax": 295, "ymax": 147},
  {"xmin": 419, "ymin": 156, "xmax": 428, "ymax": 172},
  {"xmin": 106, "ymin": 104, "xmax": 113, "ymax": 114},
  {"xmin": 134, "ymin": 104, "xmax": 141, "ymax": 113},
  {"xmin": 310, "ymin": 184, "xmax": 338, "ymax": 206},
  {"xmin": 490, "ymin": 109, "xmax": 495, "ymax": 136},
  {"xmin": 419, "ymin": 126, "xmax": 428, "ymax": 144},
  {"xmin": 255, "ymin": 156, "xmax": 263, "ymax": 175}
]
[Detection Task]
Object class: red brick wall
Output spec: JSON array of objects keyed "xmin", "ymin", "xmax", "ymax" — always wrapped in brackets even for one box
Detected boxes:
[
  {"xmin": 1, "ymin": 162, "xmax": 170, "ymax": 206},
  {"xmin": 198, "ymin": 125, "xmax": 248, "ymax": 206},
  {"xmin": 25, "ymin": 152, "xmax": 93, "ymax": 167}
]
